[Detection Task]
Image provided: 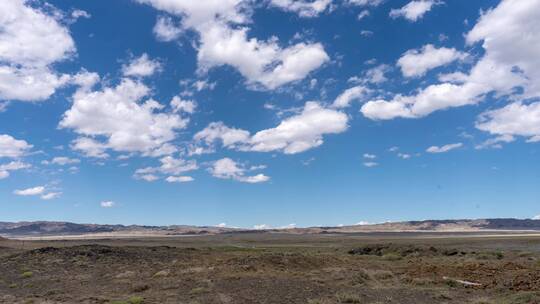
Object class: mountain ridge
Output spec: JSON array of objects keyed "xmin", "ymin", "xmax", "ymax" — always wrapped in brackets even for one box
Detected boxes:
[{"xmin": 1, "ymin": 218, "xmax": 540, "ymax": 238}]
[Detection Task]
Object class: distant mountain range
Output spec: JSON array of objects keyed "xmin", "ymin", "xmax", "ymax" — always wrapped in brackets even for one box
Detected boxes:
[{"xmin": 1, "ymin": 218, "xmax": 540, "ymax": 238}]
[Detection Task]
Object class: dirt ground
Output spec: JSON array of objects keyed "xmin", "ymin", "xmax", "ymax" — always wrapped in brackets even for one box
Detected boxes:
[{"xmin": 1, "ymin": 233, "xmax": 540, "ymax": 304}]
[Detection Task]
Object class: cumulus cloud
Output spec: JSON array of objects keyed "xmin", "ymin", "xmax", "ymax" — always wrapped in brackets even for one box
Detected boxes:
[
  {"xmin": 13, "ymin": 186, "xmax": 45, "ymax": 196},
  {"xmin": 389, "ymin": 1, "xmax": 442, "ymax": 21},
  {"xmin": 153, "ymin": 15, "xmax": 183, "ymax": 41},
  {"xmin": 71, "ymin": 9, "xmax": 91, "ymax": 20},
  {"xmin": 136, "ymin": 0, "xmax": 329, "ymax": 89},
  {"xmin": 363, "ymin": 153, "xmax": 376, "ymax": 159},
  {"xmin": 474, "ymin": 134, "xmax": 514, "ymax": 150},
  {"xmin": 195, "ymin": 102, "xmax": 348, "ymax": 154},
  {"xmin": 249, "ymin": 102, "xmax": 348, "ymax": 154},
  {"xmin": 209, "ymin": 158, "xmax": 270, "ymax": 183},
  {"xmin": 170, "ymin": 96, "xmax": 197, "ymax": 114},
  {"xmin": 476, "ymin": 102, "xmax": 540, "ymax": 144},
  {"xmin": 194, "ymin": 122, "xmax": 251, "ymax": 150},
  {"xmin": 40, "ymin": 192, "xmax": 62, "ymax": 200},
  {"xmin": 100, "ymin": 201, "xmax": 115, "ymax": 208},
  {"xmin": 122, "ymin": 53, "xmax": 162, "ymax": 78},
  {"xmin": 0, "ymin": 161, "xmax": 31, "ymax": 179},
  {"xmin": 0, "ymin": 134, "xmax": 32, "ymax": 158},
  {"xmin": 253, "ymin": 224, "xmax": 272, "ymax": 230},
  {"xmin": 332, "ymin": 85, "xmax": 368, "ymax": 108},
  {"xmin": 363, "ymin": 161, "xmax": 378, "ymax": 167},
  {"xmin": 397, "ymin": 153, "xmax": 411, "ymax": 159},
  {"xmin": 363, "ymin": 0, "xmax": 540, "ymax": 144},
  {"xmin": 165, "ymin": 175, "xmax": 194, "ymax": 183},
  {"xmin": 397, "ymin": 44, "xmax": 466, "ymax": 78},
  {"xmin": 60, "ymin": 78, "xmax": 190, "ymax": 157},
  {"xmin": 426, "ymin": 142, "xmax": 463, "ymax": 153},
  {"xmin": 0, "ymin": 0, "xmax": 75, "ymax": 102},
  {"xmin": 348, "ymin": 0, "xmax": 383, "ymax": 6},
  {"xmin": 269, "ymin": 0, "xmax": 332, "ymax": 18},
  {"xmin": 14, "ymin": 185, "xmax": 61, "ymax": 200},
  {"xmin": 42, "ymin": 157, "xmax": 81, "ymax": 166},
  {"xmin": 134, "ymin": 156, "xmax": 197, "ymax": 182}
]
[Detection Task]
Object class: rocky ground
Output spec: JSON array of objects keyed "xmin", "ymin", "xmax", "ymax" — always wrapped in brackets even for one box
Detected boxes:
[{"xmin": 1, "ymin": 234, "xmax": 540, "ymax": 304}]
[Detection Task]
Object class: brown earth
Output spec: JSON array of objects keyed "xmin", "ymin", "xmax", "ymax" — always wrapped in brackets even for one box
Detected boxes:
[{"xmin": 1, "ymin": 233, "xmax": 540, "ymax": 304}]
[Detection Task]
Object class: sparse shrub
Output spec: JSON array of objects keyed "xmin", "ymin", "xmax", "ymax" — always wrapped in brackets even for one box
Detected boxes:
[
  {"xmin": 128, "ymin": 296, "xmax": 143, "ymax": 304},
  {"xmin": 518, "ymin": 251, "xmax": 533, "ymax": 258},
  {"xmin": 308, "ymin": 299, "xmax": 333, "ymax": 304},
  {"xmin": 370, "ymin": 269, "xmax": 394, "ymax": 280},
  {"xmin": 189, "ymin": 287, "xmax": 208, "ymax": 294},
  {"xmin": 351, "ymin": 269, "xmax": 370, "ymax": 285},
  {"xmin": 504, "ymin": 292, "xmax": 540, "ymax": 304},
  {"xmin": 444, "ymin": 278, "xmax": 458, "ymax": 288},
  {"xmin": 9, "ymin": 283, "xmax": 18, "ymax": 288},
  {"xmin": 21, "ymin": 271, "xmax": 33, "ymax": 278},
  {"xmin": 336, "ymin": 292, "xmax": 362, "ymax": 303},
  {"xmin": 382, "ymin": 253, "xmax": 401, "ymax": 261}
]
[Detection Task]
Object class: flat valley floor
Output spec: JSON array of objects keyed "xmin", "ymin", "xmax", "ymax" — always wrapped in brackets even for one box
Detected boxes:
[{"xmin": 1, "ymin": 232, "xmax": 540, "ymax": 304}]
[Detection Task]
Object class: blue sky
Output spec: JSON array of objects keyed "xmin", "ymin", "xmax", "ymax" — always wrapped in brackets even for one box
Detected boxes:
[{"xmin": 1, "ymin": 0, "xmax": 539, "ymax": 228}]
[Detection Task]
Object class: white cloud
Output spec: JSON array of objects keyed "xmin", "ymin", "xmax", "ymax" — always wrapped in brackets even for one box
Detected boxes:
[
  {"xmin": 332, "ymin": 85, "xmax": 368, "ymax": 108},
  {"xmin": 195, "ymin": 102, "xmax": 348, "ymax": 154},
  {"xmin": 137, "ymin": 0, "xmax": 329, "ymax": 89},
  {"xmin": 70, "ymin": 137, "xmax": 109, "ymax": 159},
  {"xmin": 365, "ymin": 0, "xmax": 540, "ymax": 135},
  {"xmin": 165, "ymin": 175, "xmax": 194, "ymax": 183},
  {"xmin": 397, "ymin": 44, "xmax": 466, "ymax": 78},
  {"xmin": 249, "ymin": 102, "xmax": 348, "ymax": 154},
  {"xmin": 269, "ymin": 0, "xmax": 332, "ymax": 18},
  {"xmin": 426, "ymin": 142, "xmax": 463, "ymax": 153},
  {"xmin": 40, "ymin": 192, "xmax": 62, "ymax": 200},
  {"xmin": 363, "ymin": 64, "xmax": 390, "ymax": 84},
  {"xmin": 134, "ymin": 156, "xmax": 197, "ymax": 181},
  {"xmin": 390, "ymin": 1, "xmax": 442, "ymax": 22},
  {"xmin": 71, "ymin": 9, "xmax": 91, "ymax": 20},
  {"xmin": 355, "ymin": 221, "xmax": 371, "ymax": 225},
  {"xmin": 170, "ymin": 96, "xmax": 197, "ymax": 114},
  {"xmin": 254, "ymin": 224, "xmax": 272, "ymax": 230},
  {"xmin": 216, "ymin": 223, "xmax": 227, "ymax": 228},
  {"xmin": 209, "ymin": 158, "xmax": 270, "ymax": 183},
  {"xmin": 153, "ymin": 15, "xmax": 183, "ymax": 41},
  {"xmin": 194, "ymin": 122, "xmax": 251, "ymax": 150},
  {"xmin": 363, "ymin": 153, "xmax": 376, "ymax": 159},
  {"xmin": 397, "ymin": 153, "xmax": 411, "ymax": 159},
  {"xmin": 100, "ymin": 201, "xmax": 115, "ymax": 208},
  {"xmin": 476, "ymin": 102, "xmax": 540, "ymax": 144},
  {"xmin": 348, "ymin": 65, "xmax": 390, "ymax": 85},
  {"xmin": 475, "ymin": 134, "xmax": 515, "ymax": 150},
  {"xmin": 533, "ymin": 214, "xmax": 540, "ymax": 220},
  {"xmin": 122, "ymin": 53, "xmax": 162, "ymax": 78},
  {"xmin": 0, "ymin": 66, "xmax": 71, "ymax": 101},
  {"xmin": 357, "ymin": 10, "xmax": 370, "ymax": 20},
  {"xmin": 14, "ymin": 186, "xmax": 45, "ymax": 196},
  {"xmin": 60, "ymin": 78, "xmax": 189, "ymax": 157},
  {"xmin": 43, "ymin": 157, "xmax": 81, "ymax": 166},
  {"xmin": 13, "ymin": 185, "xmax": 61, "ymax": 200},
  {"xmin": 363, "ymin": 161, "xmax": 378, "ymax": 167},
  {"xmin": 348, "ymin": 0, "xmax": 383, "ymax": 6},
  {"xmin": 0, "ymin": 134, "xmax": 32, "ymax": 158},
  {"xmin": 0, "ymin": 0, "xmax": 75, "ymax": 101},
  {"xmin": 0, "ymin": 161, "xmax": 31, "ymax": 179}
]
